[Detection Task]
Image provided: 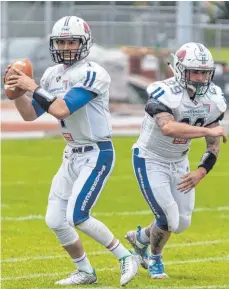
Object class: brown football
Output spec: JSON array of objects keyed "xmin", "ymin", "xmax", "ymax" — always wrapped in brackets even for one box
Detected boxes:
[{"xmin": 4, "ymin": 58, "xmax": 33, "ymax": 100}]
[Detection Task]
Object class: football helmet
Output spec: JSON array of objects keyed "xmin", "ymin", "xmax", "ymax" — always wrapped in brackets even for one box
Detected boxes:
[
  {"xmin": 50, "ymin": 16, "xmax": 92, "ymax": 65},
  {"xmin": 173, "ymin": 42, "xmax": 215, "ymax": 96}
]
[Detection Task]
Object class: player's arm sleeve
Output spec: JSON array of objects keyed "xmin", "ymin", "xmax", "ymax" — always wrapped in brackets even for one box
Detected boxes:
[
  {"xmin": 31, "ymin": 67, "xmax": 54, "ymax": 117},
  {"xmin": 145, "ymin": 98, "xmax": 174, "ymax": 117},
  {"xmin": 63, "ymin": 88, "xmax": 97, "ymax": 114}
]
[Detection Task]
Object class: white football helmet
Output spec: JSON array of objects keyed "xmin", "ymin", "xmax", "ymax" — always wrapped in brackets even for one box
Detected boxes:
[
  {"xmin": 50, "ymin": 16, "xmax": 93, "ymax": 65},
  {"xmin": 173, "ymin": 42, "xmax": 215, "ymax": 96}
]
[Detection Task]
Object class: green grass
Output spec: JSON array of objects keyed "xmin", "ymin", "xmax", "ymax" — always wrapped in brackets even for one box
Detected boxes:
[
  {"xmin": 209, "ymin": 48, "xmax": 229, "ymax": 64},
  {"xmin": 1, "ymin": 137, "xmax": 229, "ymax": 289}
]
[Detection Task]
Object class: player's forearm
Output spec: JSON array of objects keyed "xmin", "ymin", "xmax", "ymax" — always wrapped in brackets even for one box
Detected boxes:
[
  {"xmin": 162, "ymin": 121, "xmax": 211, "ymax": 139},
  {"xmin": 48, "ymin": 98, "xmax": 70, "ymax": 119},
  {"xmin": 14, "ymin": 95, "xmax": 37, "ymax": 121}
]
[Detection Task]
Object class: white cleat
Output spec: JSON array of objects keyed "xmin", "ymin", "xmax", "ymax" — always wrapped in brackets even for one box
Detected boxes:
[
  {"xmin": 125, "ymin": 227, "xmax": 149, "ymax": 269},
  {"xmin": 55, "ymin": 269, "xmax": 97, "ymax": 285},
  {"xmin": 119, "ymin": 254, "xmax": 140, "ymax": 286}
]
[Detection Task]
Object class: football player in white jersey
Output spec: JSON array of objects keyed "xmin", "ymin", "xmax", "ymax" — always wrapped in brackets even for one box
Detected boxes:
[
  {"xmin": 125, "ymin": 42, "xmax": 227, "ymax": 279},
  {"xmin": 5, "ymin": 16, "xmax": 140, "ymax": 286}
]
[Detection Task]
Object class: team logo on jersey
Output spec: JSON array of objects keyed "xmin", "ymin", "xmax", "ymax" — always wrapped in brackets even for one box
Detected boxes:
[
  {"xmin": 176, "ymin": 50, "xmax": 186, "ymax": 62},
  {"xmin": 185, "ymin": 103, "xmax": 210, "ymax": 117},
  {"xmin": 62, "ymin": 133, "xmax": 74, "ymax": 141},
  {"xmin": 63, "ymin": 80, "xmax": 68, "ymax": 90},
  {"xmin": 173, "ymin": 138, "xmax": 188, "ymax": 145}
]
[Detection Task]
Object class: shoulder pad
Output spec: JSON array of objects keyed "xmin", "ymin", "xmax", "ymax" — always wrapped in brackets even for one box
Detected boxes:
[
  {"xmin": 208, "ymin": 83, "xmax": 227, "ymax": 113},
  {"xmin": 73, "ymin": 62, "xmax": 110, "ymax": 95},
  {"xmin": 85, "ymin": 62, "xmax": 111, "ymax": 83},
  {"xmin": 146, "ymin": 78, "xmax": 183, "ymax": 109}
]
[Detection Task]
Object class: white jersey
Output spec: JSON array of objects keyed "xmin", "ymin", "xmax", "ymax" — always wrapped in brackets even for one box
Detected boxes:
[
  {"xmin": 40, "ymin": 60, "xmax": 112, "ymax": 145},
  {"xmin": 136, "ymin": 77, "xmax": 227, "ymax": 162}
]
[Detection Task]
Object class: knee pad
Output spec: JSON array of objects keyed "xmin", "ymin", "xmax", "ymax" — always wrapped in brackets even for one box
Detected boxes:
[
  {"xmin": 76, "ymin": 216, "xmax": 114, "ymax": 247},
  {"xmin": 174, "ymin": 214, "xmax": 192, "ymax": 234},
  {"xmin": 160, "ymin": 202, "xmax": 179, "ymax": 232},
  {"xmin": 45, "ymin": 213, "xmax": 79, "ymax": 247}
]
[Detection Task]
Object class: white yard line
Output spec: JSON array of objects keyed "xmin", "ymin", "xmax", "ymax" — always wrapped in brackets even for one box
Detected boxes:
[
  {"xmin": 0, "ymin": 204, "xmax": 9, "ymax": 207},
  {"xmin": 1, "ymin": 255, "xmax": 229, "ymax": 282},
  {"xmin": 219, "ymin": 214, "xmax": 229, "ymax": 219},
  {"xmin": 2, "ymin": 206, "xmax": 229, "ymax": 221},
  {"xmin": 2, "ymin": 239, "xmax": 228, "ymax": 263}
]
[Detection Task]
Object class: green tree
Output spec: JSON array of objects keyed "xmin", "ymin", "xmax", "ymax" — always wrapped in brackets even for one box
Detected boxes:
[{"xmin": 209, "ymin": 1, "xmax": 229, "ymax": 22}]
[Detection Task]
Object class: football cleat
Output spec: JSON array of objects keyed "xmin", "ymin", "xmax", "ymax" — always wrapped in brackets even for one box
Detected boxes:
[
  {"xmin": 55, "ymin": 269, "xmax": 97, "ymax": 285},
  {"xmin": 148, "ymin": 255, "xmax": 169, "ymax": 279},
  {"xmin": 125, "ymin": 225, "xmax": 149, "ymax": 269},
  {"xmin": 119, "ymin": 254, "xmax": 140, "ymax": 286}
]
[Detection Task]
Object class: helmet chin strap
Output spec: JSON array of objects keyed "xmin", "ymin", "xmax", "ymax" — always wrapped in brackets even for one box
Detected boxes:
[{"xmin": 187, "ymin": 83, "xmax": 197, "ymax": 97}]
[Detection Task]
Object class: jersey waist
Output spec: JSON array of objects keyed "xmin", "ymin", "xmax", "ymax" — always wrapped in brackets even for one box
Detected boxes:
[{"xmin": 134, "ymin": 142, "xmax": 189, "ymax": 162}]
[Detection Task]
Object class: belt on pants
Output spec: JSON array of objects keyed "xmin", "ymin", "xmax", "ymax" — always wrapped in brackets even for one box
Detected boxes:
[
  {"xmin": 72, "ymin": 141, "xmax": 112, "ymax": 154},
  {"xmin": 72, "ymin": 146, "xmax": 94, "ymax": 153}
]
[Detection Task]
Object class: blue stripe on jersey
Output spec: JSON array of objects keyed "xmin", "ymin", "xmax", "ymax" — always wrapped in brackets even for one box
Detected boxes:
[
  {"xmin": 88, "ymin": 71, "xmax": 96, "ymax": 87},
  {"xmin": 154, "ymin": 90, "xmax": 165, "ymax": 99},
  {"xmin": 133, "ymin": 148, "xmax": 168, "ymax": 231},
  {"xmin": 83, "ymin": 71, "xmax": 91, "ymax": 86},
  {"xmin": 73, "ymin": 141, "xmax": 114, "ymax": 225},
  {"xmin": 31, "ymin": 98, "xmax": 45, "ymax": 117},
  {"xmin": 151, "ymin": 87, "xmax": 161, "ymax": 96},
  {"xmin": 64, "ymin": 87, "xmax": 95, "ymax": 114}
]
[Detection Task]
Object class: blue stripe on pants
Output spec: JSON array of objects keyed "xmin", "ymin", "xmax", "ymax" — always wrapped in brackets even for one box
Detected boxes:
[
  {"xmin": 73, "ymin": 142, "xmax": 114, "ymax": 225},
  {"xmin": 133, "ymin": 148, "xmax": 168, "ymax": 230}
]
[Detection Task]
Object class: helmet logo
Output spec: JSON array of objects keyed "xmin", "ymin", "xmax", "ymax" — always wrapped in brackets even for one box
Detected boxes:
[
  {"xmin": 194, "ymin": 49, "xmax": 209, "ymax": 65},
  {"xmin": 176, "ymin": 50, "xmax": 186, "ymax": 62},
  {"xmin": 83, "ymin": 22, "xmax": 90, "ymax": 34},
  {"xmin": 60, "ymin": 26, "xmax": 70, "ymax": 36}
]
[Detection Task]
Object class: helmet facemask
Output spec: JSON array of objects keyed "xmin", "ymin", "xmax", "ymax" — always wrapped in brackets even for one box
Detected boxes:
[
  {"xmin": 185, "ymin": 69, "xmax": 215, "ymax": 96},
  {"xmin": 49, "ymin": 36, "xmax": 92, "ymax": 65}
]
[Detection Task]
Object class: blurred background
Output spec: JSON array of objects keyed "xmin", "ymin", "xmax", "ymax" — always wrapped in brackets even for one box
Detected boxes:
[{"xmin": 1, "ymin": 1, "xmax": 229, "ymax": 139}]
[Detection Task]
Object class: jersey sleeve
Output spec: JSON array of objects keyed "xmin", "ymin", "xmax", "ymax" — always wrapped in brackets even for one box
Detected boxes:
[
  {"xmin": 214, "ymin": 85, "xmax": 227, "ymax": 113},
  {"xmin": 204, "ymin": 84, "xmax": 227, "ymax": 126},
  {"xmin": 146, "ymin": 80, "xmax": 182, "ymax": 109},
  {"xmin": 73, "ymin": 66, "xmax": 111, "ymax": 96}
]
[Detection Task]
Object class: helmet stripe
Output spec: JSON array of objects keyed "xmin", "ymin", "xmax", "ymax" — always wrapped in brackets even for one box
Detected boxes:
[
  {"xmin": 196, "ymin": 43, "xmax": 204, "ymax": 52},
  {"xmin": 64, "ymin": 16, "xmax": 71, "ymax": 26}
]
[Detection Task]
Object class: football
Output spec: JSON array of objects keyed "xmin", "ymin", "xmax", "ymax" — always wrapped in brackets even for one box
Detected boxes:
[{"xmin": 4, "ymin": 58, "xmax": 33, "ymax": 100}]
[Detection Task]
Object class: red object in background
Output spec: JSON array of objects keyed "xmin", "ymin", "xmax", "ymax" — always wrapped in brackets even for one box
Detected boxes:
[{"xmin": 129, "ymin": 55, "xmax": 141, "ymax": 74}]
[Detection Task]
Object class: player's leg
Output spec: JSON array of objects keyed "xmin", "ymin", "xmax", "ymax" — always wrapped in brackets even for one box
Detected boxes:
[
  {"xmin": 128, "ymin": 148, "xmax": 179, "ymax": 278},
  {"xmin": 171, "ymin": 157, "xmax": 195, "ymax": 234},
  {"xmin": 66, "ymin": 141, "xmax": 140, "ymax": 286},
  {"xmin": 45, "ymin": 160, "xmax": 97, "ymax": 285}
]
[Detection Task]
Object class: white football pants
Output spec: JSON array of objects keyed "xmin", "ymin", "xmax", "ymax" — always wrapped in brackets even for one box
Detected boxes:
[
  {"xmin": 132, "ymin": 147, "xmax": 195, "ymax": 233},
  {"xmin": 45, "ymin": 141, "xmax": 115, "ymax": 245}
]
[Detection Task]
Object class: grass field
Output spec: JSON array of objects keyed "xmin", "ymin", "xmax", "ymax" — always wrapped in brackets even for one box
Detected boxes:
[
  {"xmin": 1, "ymin": 137, "xmax": 229, "ymax": 289},
  {"xmin": 209, "ymin": 48, "xmax": 229, "ymax": 64}
]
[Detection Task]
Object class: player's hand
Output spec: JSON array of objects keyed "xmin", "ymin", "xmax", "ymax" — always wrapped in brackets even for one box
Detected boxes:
[
  {"xmin": 5, "ymin": 68, "xmax": 38, "ymax": 92},
  {"xmin": 207, "ymin": 126, "xmax": 227, "ymax": 143},
  {"xmin": 177, "ymin": 168, "xmax": 206, "ymax": 194},
  {"xmin": 3, "ymin": 65, "xmax": 12, "ymax": 83}
]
